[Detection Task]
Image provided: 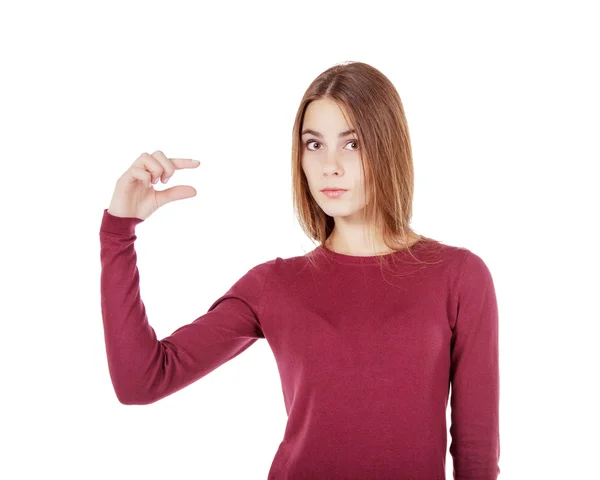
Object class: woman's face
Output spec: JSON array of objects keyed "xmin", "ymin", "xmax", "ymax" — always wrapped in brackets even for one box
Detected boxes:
[{"xmin": 301, "ymin": 98, "xmax": 369, "ymax": 220}]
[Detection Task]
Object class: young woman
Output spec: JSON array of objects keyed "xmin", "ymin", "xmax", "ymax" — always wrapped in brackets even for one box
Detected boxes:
[{"xmin": 99, "ymin": 61, "xmax": 500, "ymax": 479}]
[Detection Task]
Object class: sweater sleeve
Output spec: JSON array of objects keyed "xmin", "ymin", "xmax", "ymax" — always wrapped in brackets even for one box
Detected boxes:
[
  {"xmin": 99, "ymin": 208, "xmax": 271, "ymax": 405},
  {"xmin": 449, "ymin": 250, "xmax": 501, "ymax": 480}
]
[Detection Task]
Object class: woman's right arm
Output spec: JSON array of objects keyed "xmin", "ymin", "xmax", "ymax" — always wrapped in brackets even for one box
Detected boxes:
[{"xmin": 99, "ymin": 151, "xmax": 272, "ymax": 405}]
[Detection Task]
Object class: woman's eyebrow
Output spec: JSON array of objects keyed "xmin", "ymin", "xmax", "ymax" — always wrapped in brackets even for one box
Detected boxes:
[{"xmin": 301, "ymin": 128, "xmax": 356, "ymax": 138}]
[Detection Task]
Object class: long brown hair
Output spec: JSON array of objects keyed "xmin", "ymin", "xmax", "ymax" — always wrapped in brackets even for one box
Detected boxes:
[{"xmin": 291, "ymin": 61, "xmax": 442, "ymax": 270}]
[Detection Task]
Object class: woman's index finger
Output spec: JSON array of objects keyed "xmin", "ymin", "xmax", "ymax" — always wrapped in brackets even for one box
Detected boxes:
[{"xmin": 170, "ymin": 158, "xmax": 201, "ymax": 169}]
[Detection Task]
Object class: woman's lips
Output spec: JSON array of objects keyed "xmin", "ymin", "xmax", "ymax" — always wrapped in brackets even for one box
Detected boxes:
[{"xmin": 321, "ymin": 189, "xmax": 347, "ymax": 198}]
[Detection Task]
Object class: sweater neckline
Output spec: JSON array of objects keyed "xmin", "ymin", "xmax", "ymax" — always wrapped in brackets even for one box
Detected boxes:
[{"xmin": 313, "ymin": 238, "xmax": 428, "ymax": 266}]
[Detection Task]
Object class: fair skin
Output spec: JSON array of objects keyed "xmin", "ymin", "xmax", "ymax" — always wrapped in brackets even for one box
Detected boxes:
[{"xmin": 301, "ymin": 98, "xmax": 420, "ymax": 256}]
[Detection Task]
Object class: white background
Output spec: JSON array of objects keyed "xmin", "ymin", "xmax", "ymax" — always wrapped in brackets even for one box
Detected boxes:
[{"xmin": 1, "ymin": 1, "xmax": 598, "ymax": 478}]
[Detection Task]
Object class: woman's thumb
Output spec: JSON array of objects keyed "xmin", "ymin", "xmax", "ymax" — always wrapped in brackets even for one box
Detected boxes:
[{"xmin": 155, "ymin": 185, "xmax": 197, "ymax": 208}]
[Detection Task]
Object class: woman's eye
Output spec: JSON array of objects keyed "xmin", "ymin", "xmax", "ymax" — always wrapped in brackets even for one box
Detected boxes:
[{"xmin": 305, "ymin": 140, "xmax": 320, "ymax": 151}]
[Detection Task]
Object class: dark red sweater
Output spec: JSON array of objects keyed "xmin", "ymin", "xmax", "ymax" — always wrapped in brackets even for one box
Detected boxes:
[{"xmin": 99, "ymin": 208, "xmax": 500, "ymax": 479}]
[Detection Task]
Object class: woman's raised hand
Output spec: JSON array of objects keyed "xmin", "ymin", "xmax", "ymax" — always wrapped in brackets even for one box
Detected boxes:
[{"xmin": 107, "ymin": 150, "xmax": 201, "ymax": 220}]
